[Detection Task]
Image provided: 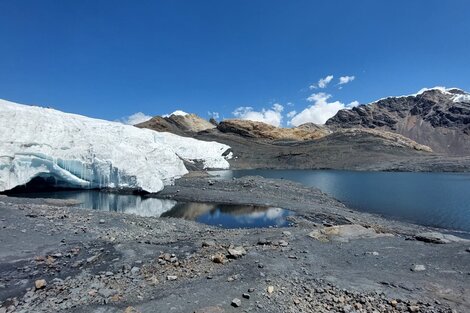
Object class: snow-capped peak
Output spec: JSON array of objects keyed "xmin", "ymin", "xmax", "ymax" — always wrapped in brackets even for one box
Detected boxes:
[
  {"xmin": 372, "ymin": 86, "xmax": 468, "ymax": 104},
  {"xmin": 163, "ymin": 110, "xmax": 189, "ymax": 118}
]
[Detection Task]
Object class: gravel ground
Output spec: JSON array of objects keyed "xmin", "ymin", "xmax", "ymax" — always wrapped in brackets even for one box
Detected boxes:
[{"xmin": 0, "ymin": 175, "xmax": 469, "ymax": 313}]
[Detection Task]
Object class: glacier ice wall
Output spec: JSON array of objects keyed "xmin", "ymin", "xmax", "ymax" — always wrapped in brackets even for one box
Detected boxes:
[{"xmin": 0, "ymin": 99, "xmax": 231, "ymax": 193}]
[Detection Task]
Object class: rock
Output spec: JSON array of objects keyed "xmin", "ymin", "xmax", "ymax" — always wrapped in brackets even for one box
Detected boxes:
[
  {"xmin": 227, "ymin": 246, "xmax": 246, "ymax": 258},
  {"xmin": 408, "ymin": 305, "xmax": 420, "ymax": 312},
  {"xmin": 248, "ymin": 288, "xmax": 255, "ymax": 293},
  {"xmin": 267, "ymin": 286, "xmax": 274, "ymax": 294},
  {"xmin": 98, "ymin": 288, "xmax": 118, "ymax": 298},
  {"xmin": 231, "ymin": 298, "xmax": 241, "ymax": 307},
  {"xmin": 309, "ymin": 224, "xmax": 390, "ymax": 243},
  {"xmin": 415, "ymin": 232, "xmax": 469, "ymax": 244},
  {"xmin": 257, "ymin": 238, "xmax": 271, "ymax": 245},
  {"xmin": 216, "ymin": 119, "xmax": 329, "ymax": 141},
  {"xmin": 99, "ymin": 219, "xmax": 105, "ymax": 224},
  {"xmin": 411, "ymin": 264, "xmax": 426, "ymax": 272},
  {"xmin": 167, "ymin": 275, "xmax": 178, "ymax": 281},
  {"xmin": 211, "ymin": 253, "xmax": 226, "ymax": 264},
  {"xmin": 130, "ymin": 267, "xmax": 140, "ymax": 276},
  {"xmin": 278, "ymin": 240, "xmax": 289, "ymax": 247},
  {"xmin": 242, "ymin": 293, "xmax": 250, "ymax": 299},
  {"xmin": 35, "ymin": 279, "xmax": 46, "ymax": 290},
  {"xmin": 282, "ymin": 231, "xmax": 292, "ymax": 236},
  {"xmin": 194, "ymin": 306, "xmax": 225, "ymax": 313},
  {"xmin": 202, "ymin": 240, "xmax": 216, "ymax": 247},
  {"xmin": 87, "ymin": 253, "xmax": 101, "ymax": 263}
]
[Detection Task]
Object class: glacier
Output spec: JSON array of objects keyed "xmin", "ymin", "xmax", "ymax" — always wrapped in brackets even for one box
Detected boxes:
[{"xmin": 0, "ymin": 99, "xmax": 232, "ymax": 193}]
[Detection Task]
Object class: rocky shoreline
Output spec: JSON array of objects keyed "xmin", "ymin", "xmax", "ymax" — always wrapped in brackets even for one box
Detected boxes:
[{"xmin": 0, "ymin": 175, "xmax": 469, "ymax": 313}]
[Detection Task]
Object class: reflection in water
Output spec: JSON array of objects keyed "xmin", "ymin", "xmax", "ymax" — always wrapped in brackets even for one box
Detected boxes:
[
  {"xmin": 10, "ymin": 191, "xmax": 294, "ymax": 228},
  {"xmin": 213, "ymin": 169, "xmax": 470, "ymax": 233},
  {"xmin": 12, "ymin": 190, "xmax": 176, "ymax": 217},
  {"xmin": 162, "ymin": 203, "xmax": 294, "ymax": 229}
]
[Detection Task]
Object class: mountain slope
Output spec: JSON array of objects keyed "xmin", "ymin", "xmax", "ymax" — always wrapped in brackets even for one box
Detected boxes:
[
  {"xmin": 326, "ymin": 87, "xmax": 470, "ymax": 155},
  {"xmin": 136, "ymin": 111, "xmax": 215, "ymax": 136}
]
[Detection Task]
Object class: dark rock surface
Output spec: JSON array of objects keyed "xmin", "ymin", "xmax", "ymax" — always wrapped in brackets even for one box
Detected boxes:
[{"xmin": 327, "ymin": 88, "xmax": 470, "ymax": 155}]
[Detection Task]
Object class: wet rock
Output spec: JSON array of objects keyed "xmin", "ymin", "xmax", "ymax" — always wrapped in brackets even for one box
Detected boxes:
[
  {"xmin": 231, "ymin": 298, "xmax": 241, "ymax": 307},
  {"xmin": 34, "ymin": 279, "xmax": 46, "ymax": 290}
]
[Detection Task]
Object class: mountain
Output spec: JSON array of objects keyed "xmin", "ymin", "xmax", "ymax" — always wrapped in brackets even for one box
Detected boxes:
[
  {"xmin": 217, "ymin": 119, "xmax": 331, "ymax": 140},
  {"xmin": 136, "ymin": 111, "xmax": 215, "ymax": 136},
  {"xmin": 193, "ymin": 125, "xmax": 438, "ymax": 171},
  {"xmin": 0, "ymin": 100, "xmax": 231, "ymax": 193},
  {"xmin": 137, "ymin": 111, "xmax": 441, "ymax": 170},
  {"xmin": 326, "ymin": 87, "xmax": 470, "ymax": 155}
]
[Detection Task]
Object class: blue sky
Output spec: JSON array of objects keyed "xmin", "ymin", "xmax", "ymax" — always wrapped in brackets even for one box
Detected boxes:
[{"xmin": 1, "ymin": 0, "xmax": 469, "ymax": 126}]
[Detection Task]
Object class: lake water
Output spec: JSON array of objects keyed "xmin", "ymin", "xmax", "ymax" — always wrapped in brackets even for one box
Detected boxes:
[
  {"xmin": 9, "ymin": 190, "xmax": 294, "ymax": 229},
  {"xmin": 211, "ymin": 170, "xmax": 470, "ymax": 233}
]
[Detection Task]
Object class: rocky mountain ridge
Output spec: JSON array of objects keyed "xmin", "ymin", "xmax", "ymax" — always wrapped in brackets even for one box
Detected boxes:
[{"xmin": 326, "ymin": 87, "xmax": 470, "ymax": 155}]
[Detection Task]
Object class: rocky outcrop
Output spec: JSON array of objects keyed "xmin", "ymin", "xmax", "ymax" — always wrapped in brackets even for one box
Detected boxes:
[
  {"xmin": 136, "ymin": 112, "xmax": 215, "ymax": 135},
  {"xmin": 326, "ymin": 87, "xmax": 470, "ymax": 155},
  {"xmin": 326, "ymin": 128, "xmax": 433, "ymax": 152},
  {"xmin": 217, "ymin": 119, "xmax": 330, "ymax": 141}
]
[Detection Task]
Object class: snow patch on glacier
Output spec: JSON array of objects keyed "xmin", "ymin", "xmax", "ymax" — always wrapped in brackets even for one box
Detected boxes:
[{"xmin": 0, "ymin": 99, "xmax": 231, "ymax": 193}]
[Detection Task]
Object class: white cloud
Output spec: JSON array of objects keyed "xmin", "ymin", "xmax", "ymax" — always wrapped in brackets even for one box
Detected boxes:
[
  {"xmin": 232, "ymin": 103, "xmax": 284, "ymax": 127},
  {"xmin": 339, "ymin": 75, "xmax": 355, "ymax": 85},
  {"xmin": 289, "ymin": 93, "xmax": 358, "ymax": 126},
  {"xmin": 287, "ymin": 110, "xmax": 297, "ymax": 118},
  {"xmin": 310, "ymin": 75, "xmax": 334, "ymax": 89},
  {"xmin": 120, "ymin": 112, "xmax": 152, "ymax": 125},
  {"xmin": 208, "ymin": 111, "xmax": 220, "ymax": 119},
  {"xmin": 348, "ymin": 100, "xmax": 360, "ymax": 107}
]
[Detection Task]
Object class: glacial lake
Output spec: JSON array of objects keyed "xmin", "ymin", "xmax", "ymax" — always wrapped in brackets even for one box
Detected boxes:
[
  {"xmin": 9, "ymin": 190, "xmax": 294, "ymax": 229},
  {"xmin": 211, "ymin": 169, "xmax": 470, "ymax": 233}
]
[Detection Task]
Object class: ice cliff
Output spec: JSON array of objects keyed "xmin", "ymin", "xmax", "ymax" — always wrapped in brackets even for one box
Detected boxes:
[{"xmin": 0, "ymin": 99, "xmax": 232, "ymax": 193}]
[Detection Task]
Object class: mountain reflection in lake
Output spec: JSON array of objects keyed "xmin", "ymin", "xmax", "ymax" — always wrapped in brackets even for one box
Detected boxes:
[
  {"xmin": 9, "ymin": 190, "xmax": 294, "ymax": 229},
  {"xmin": 161, "ymin": 202, "xmax": 294, "ymax": 228}
]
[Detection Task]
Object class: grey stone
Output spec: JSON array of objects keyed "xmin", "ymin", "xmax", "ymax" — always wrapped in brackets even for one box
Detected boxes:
[
  {"xmin": 98, "ymin": 288, "xmax": 117, "ymax": 298},
  {"xmin": 231, "ymin": 298, "xmax": 241, "ymax": 307},
  {"xmin": 411, "ymin": 264, "xmax": 426, "ymax": 272}
]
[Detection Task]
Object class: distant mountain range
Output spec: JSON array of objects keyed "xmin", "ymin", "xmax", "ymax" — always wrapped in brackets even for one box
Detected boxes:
[{"xmin": 136, "ymin": 87, "xmax": 470, "ymax": 171}]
